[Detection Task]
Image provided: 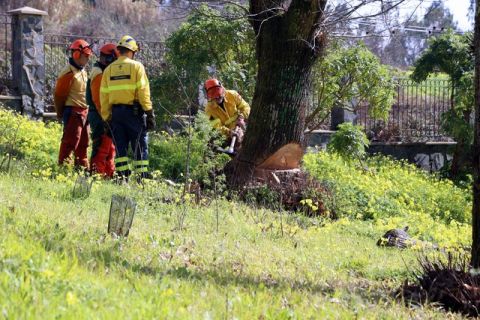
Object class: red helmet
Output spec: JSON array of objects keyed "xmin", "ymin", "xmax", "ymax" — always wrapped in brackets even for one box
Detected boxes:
[
  {"xmin": 70, "ymin": 39, "xmax": 92, "ymax": 56},
  {"xmin": 204, "ymin": 78, "xmax": 224, "ymax": 100},
  {"xmin": 100, "ymin": 43, "xmax": 119, "ymax": 58}
]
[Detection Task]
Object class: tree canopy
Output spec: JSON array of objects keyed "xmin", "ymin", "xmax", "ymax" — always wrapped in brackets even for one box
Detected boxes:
[
  {"xmin": 308, "ymin": 43, "xmax": 395, "ymax": 130},
  {"xmin": 152, "ymin": 4, "xmax": 256, "ymax": 120},
  {"xmin": 411, "ymin": 30, "xmax": 472, "ymax": 84}
]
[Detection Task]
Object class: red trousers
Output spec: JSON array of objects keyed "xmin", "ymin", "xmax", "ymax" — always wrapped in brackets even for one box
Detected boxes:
[
  {"xmin": 58, "ymin": 106, "xmax": 89, "ymax": 168},
  {"xmin": 91, "ymin": 134, "xmax": 116, "ymax": 177}
]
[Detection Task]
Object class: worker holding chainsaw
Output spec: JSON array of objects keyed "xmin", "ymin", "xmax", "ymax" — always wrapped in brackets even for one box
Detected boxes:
[
  {"xmin": 86, "ymin": 43, "xmax": 119, "ymax": 178},
  {"xmin": 204, "ymin": 79, "xmax": 250, "ymax": 151},
  {"xmin": 54, "ymin": 39, "xmax": 92, "ymax": 169},
  {"xmin": 100, "ymin": 35, "xmax": 156, "ymax": 180}
]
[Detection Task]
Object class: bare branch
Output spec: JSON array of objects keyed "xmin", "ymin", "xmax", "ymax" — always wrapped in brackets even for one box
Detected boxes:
[{"xmin": 322, "ymin": 0, "xmax": 411, "ymax": 28}]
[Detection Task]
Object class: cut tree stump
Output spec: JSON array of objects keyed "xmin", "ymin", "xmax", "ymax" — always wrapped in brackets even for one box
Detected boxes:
[{"xmin": 241, "ymin": 143, "xmax": 333, "ymax": 217}]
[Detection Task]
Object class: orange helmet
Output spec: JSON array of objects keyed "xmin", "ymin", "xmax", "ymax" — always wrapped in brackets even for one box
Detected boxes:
[
  {"xmin": 204, "ymin": 78, "xmax": 224, "ymax": 100},
  {"xmin": 100, "ymin": 43, "xmax": 119, "ymax": 58},
  {"xmin": 69, "ymin": 39, "xmax": 92, "ymax": 56}
]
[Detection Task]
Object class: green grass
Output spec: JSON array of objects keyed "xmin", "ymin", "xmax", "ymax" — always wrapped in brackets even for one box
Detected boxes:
[
  {"xmin": 0, "ymin": 108, "xmax": 472, "ymax": 318},
  {"xmin": 0, "ymin": 171, "xmax": 466, "ymax": 319}
]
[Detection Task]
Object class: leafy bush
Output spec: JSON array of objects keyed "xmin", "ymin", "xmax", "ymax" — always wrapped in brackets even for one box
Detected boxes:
[
  {"xmin": 304, "ymin": 152, "xmax": 471, "ymax": 246},
  {"xmin": 149, "ymin": 112, "xmax": 230, "ymax": 186},
  {"xmin": 327, "ymin": 123, "xmax": 369, "ymax": 163},
  {"xmin": 0, "ymin": 109, "xmax": 62, "ymax": 171}
]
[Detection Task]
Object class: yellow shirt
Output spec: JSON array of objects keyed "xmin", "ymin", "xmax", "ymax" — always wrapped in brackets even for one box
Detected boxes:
[
  {"xmin": 54, "ymin": 64, "xmax": 88, "ymax": 113},
  {"xmin": 205, "ymin": 90, "xmax": 250, "ymax": 136},
  {"xmin": 99, "ymin": 56, "xmax": 152, "ymax": 121}
]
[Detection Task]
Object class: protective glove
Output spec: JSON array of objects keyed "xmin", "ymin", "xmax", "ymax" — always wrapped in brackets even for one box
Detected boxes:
[
  {"xmin": 145, "ymin": 109, "xmax": 156, "ymax": 131},
  {"xmin": 236, "ymin": 115, "xmax": 246, "ymax": 130},
  {"xmin": 230, "ymin": 126, "xmax": 244, "ymax": 143}
]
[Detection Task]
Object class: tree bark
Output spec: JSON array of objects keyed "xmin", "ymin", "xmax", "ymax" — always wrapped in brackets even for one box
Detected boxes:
[
  {"xmin": 228, "ymin": 0, "xmax": 327, "ymax": 187},
  {"xmin": 471, "ymin": 0, "xmax": 480, "ymax": 268}
]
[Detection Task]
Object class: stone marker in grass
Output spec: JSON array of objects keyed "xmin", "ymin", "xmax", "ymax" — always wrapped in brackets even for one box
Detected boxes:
[
  {"xmin": 72, "ymin": 175, "xmax": 92, "ymax": 199},
  {"xmin": 108, "ymin": 194, "xmax": 136, "ymax": 237}
]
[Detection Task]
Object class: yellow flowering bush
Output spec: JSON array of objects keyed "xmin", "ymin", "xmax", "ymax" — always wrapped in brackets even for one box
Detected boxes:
[
  {"xmin": 0, "ymin": 109, "xmax": 61, "ymax": 171},
  {"xmin": 304, "ymin": 152, "xmax": 471, "ymax": 244}
]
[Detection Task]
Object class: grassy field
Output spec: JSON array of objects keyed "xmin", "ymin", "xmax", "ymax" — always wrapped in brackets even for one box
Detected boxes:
[
  {"xmin": 0, "ymin": 171, "xmax": 468, "ymax": 319},
  {"xmin": 0, "ymin": 109, "xmax": 472, "ymax": 318}
]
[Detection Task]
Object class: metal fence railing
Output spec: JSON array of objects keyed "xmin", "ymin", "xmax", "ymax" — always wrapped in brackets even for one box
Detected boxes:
[
  {"xmin": 356, "ymin": 78, "xmax": 453, "ymax": 141},
  {"xmin": 44, "ymin": 33, "xmax": 165, "ymax": 109},
  {"xmin": 0, "ymin": 14, "xmax": 12, "ymax": 91}
]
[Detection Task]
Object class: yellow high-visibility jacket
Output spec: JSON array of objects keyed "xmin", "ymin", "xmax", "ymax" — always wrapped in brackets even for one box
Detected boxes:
[
  {"xmin": 205, "ymin": 90, "xmax": 250, "ymax": 136},
  {"xmin": 99, "ymin": 56, "xmax": 152, "ymax": 121}
]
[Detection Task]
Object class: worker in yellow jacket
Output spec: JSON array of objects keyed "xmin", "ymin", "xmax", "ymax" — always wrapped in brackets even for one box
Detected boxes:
[
  {"xmin": 100, "ymin": 35, "xmax": 155, "ymax": 180},
  {"xmin": 204, "ymin": 78, "xmax": 250, "ymax": 145}
]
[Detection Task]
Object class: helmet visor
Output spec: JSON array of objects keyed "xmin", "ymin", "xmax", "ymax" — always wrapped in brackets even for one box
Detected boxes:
[{"xmin": 207, "ymin": 86, "xmax": 224, "ymax": 100}]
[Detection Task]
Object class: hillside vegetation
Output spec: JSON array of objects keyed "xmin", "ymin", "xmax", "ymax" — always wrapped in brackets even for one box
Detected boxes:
[
  {"xmin": 0, "ymin": 110, "xmax": 472, "ymax": 318},
  {"xmin": 1, "ymin": 0, "xmax": 180, "ymax": 39}
]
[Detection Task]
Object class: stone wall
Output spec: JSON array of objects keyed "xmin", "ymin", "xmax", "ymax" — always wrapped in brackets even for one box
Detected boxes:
[
  {"xmin": 0, "ymin": 96, "xmax": 22, "ymax": 111},
  {"xmin": 305, "ymin": 130, "xmax": 455, "ymax": 172},
  {"xmin": 368, "ymin": 142, "xmax": 455, "ymax": 172}
]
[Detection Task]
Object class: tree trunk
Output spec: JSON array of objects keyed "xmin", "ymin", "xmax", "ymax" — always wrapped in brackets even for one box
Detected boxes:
[
  {"xmin": 471, "ymin": 0, "xmax": 480, "ymax": 268},
  {"xmin": 228, "ymin": 0, "xmax": 327, "ymax": 187},
  {"xmin": 450, "ymin": 109, "xmax": 472, "ymax": 179}
]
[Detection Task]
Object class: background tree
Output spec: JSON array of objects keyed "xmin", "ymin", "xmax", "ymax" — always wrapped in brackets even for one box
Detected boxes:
[
  {"xmin": 410, "ymin": 30, "xmax": 473, "ymax": 179},
  {"xmin": 359, "ymin": 1, "xmax": 457, "ymax": 69},
  {"xmin": 0, "ymin": 0, "xmax": 181, "ymax": 39},
  {"xmin": 152, "ymin": 4, "xmax": 256, "ymax": 121},
  {"xmin": 378, "ymin": 4, "xmax": 410, "ymax": 68},
  {"xmin": 356, "ymin": 18, "xmax": 385, "ymax": 59},
  {"xmin": 404, "ymin": 1, "xmax": 457, "ymax": 64},
  {"xmin": 307, "ymin": 42, "xmax": 395, "ymax": 130}
]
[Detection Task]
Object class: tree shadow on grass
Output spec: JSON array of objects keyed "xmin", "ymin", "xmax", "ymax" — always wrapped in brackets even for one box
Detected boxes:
[
  {"xmin": 29, "ymin": 222, "xmax": 396, "ymax": 304},
  {"xmin": 77, "ymin": 244, "xmax": 396, "ymax": 304}
]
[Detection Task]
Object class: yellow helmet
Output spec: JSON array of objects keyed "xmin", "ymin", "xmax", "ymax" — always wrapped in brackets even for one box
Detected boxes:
[{"xmin": 117, "ymin": 35, "xmax": 139, "ymax": 52}]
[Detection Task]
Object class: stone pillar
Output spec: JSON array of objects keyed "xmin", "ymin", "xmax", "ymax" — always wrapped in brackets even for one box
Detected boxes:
[{"xmin": 8, "ymin": 7, "xmax": 48, "ymax": 117}]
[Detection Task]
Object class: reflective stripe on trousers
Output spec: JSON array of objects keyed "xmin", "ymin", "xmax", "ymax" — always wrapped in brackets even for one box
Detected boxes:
[{"xmin": 110, "ymin": 106, "xmax": 148, "ymax": 177}]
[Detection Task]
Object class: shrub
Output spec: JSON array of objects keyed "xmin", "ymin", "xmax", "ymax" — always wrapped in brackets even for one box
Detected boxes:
[
  {"xmin": 0, "ymin": 109, "xmax": 61, "ymax": 171},
  {"xmin": 327, "ymin": 122, "xmax": 369, "ymax": 164},
  {"xmin": 307, "ymin": 43, "xmax": 395, "ymax": 130},
  {"xmin": 149, "ymin": 112, "xmax": 230, "ymax": 187}
]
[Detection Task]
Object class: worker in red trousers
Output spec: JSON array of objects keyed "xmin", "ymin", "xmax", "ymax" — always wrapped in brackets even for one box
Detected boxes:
[{"xmin": 54, "ymin": 39, "xmax": 92, "ymax": 168}]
